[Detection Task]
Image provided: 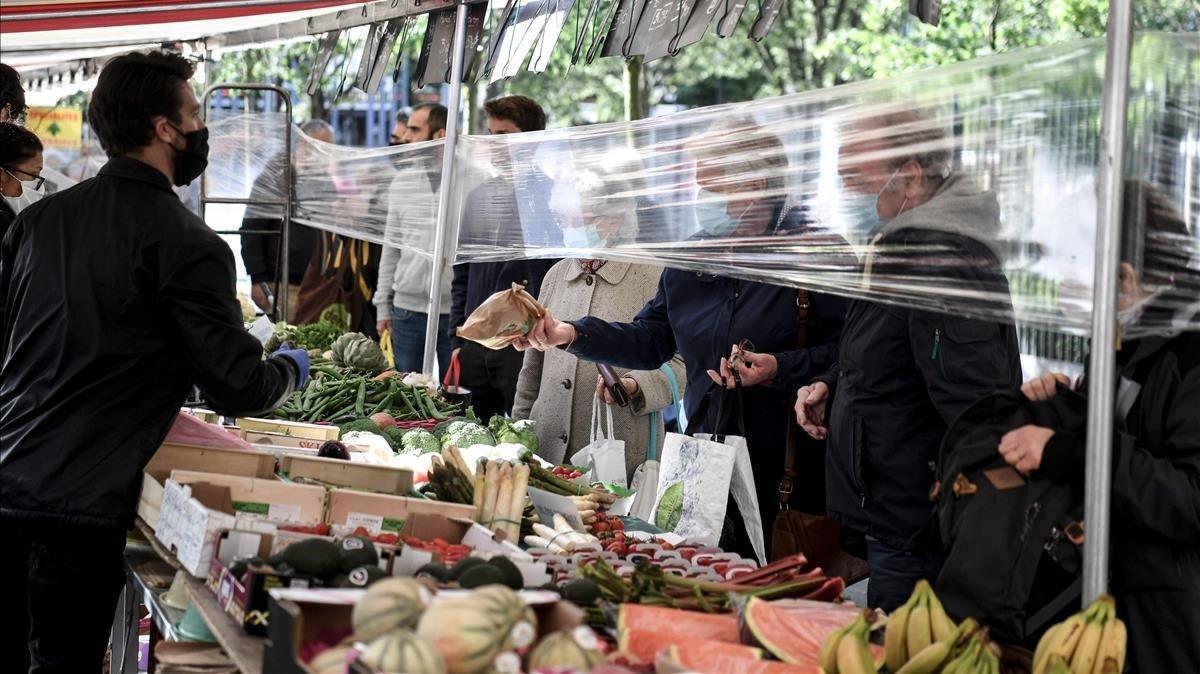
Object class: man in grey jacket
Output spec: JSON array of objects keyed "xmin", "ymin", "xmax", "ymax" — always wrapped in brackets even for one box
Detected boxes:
[{"xmin": 374, "ymin": 104, "xmax": 452, "ymax": 376}]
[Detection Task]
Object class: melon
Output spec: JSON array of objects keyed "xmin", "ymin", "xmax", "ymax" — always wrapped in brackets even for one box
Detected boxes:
[
  {"xmin": 352, "ymin": 577, "xmax": 431, "ymax": 642},
  {"xmin": 527, "ymin": 628, "xmax": 606, "ymax": 671},
  {"xmin": 654, "ymin": 482, "xmax": 685, "ymax": 530},
  {"xmin": 308, "ymin": 645, "xmax": 353, "ymax": 674},
  {"xmin": 618, "ymin": 628, "xmax": 763, "ymax": 664},
  {"xmin": 741, "ymin": 596, "xmax": 865, "ymax": 667},
  {"xmin": 416, "ymin": 587, "xmax": 535, "ymax": 674},
  {"xmin": 360, "ymin": 631, "xmax": 446, "ymax": 674},
  {"xmin": 616, "ymin": 604, "xmax": 739, "ymax": 643},
  {"xmin": 663, "ymin": 645, "xmax": 823, "ymax": 674}
]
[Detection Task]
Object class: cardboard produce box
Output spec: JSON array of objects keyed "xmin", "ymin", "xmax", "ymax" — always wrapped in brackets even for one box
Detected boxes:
[
  {"xmin": 236, "ymin": 418, "xmax": 339, "ymax": 441},
  {"xmin": 390, "ymin": 513, "xmax": 550, "ymax": 587},
  {"xmin": 208, "ymin": 530, "xmax": 328, "ymax": 636},
  {"xmin": 325, "ymin": 489, "xmax": 475, "ymax": 535},
  {"xmin": 138, "ymin": 444, "xmax": 275, "ymax": 529},
  {"xmin": 280, "ymin": 455, "xmax": 414, "ymax": 495},
  {"xmin": 154, "ymin": 480, "xmax": 238, "ymax": 576},
  {"xmin": 171, "ymin": 470, "xmax": 327, "ymax": 525}
]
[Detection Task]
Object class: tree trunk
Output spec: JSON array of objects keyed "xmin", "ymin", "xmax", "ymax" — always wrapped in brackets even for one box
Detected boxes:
[{"xmin": 624, "ymin": 56, "xmax": 645, "ymax": 121}]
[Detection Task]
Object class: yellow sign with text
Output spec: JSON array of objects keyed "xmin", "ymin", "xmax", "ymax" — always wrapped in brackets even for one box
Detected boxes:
[{"xmin": 25, "ymin": 107, "xmax": 83, "ymax": 150}]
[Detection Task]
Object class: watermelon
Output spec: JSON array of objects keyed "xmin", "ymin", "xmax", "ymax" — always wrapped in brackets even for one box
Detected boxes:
[
  {"xmin": 741, "ymin": 597, "xmax": 871, "ymax": 667},
  {"xmin": 661, "ymin": 645, "xmax": 823, "ymax": 674},
  {"xmin": 618, "ymin": 628, "xmax": 763, "ymax": 664},
  {"xmin": 352, "ymin": 577, "xmax": 431, "ymax": 642},
  {"xmin": 360, "ymin": 631, "xmax": 446, "ymax": 674},
  {"xmin": 617, "ymin": 604, "xmax": 739, "ymax": 643}
]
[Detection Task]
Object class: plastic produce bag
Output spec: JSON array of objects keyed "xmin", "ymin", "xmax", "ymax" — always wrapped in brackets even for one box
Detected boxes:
[
  {"xmin": 456, "ymin": 282, "xmax": 547, "ymax": 350},
  {"xmin": 569, "ymin": 397, "xmax": 629, "ymax": 488}
]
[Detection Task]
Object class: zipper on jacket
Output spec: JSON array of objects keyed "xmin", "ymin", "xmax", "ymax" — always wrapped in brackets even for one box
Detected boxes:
[
  {"xmin": 1021, "ymin": 502, "xmax": 1042, "ymax": 542},
  {"xmin": 931, "ymin": 328, "xmax": 949, "ymax": 379}
]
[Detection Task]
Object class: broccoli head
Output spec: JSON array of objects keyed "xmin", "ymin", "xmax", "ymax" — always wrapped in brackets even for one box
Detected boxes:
[
  {"xmin": 338, "ymin": 418, "xmax": 381, "ymax": 439},
  {"xmin": 400, "ymin": 429, "xmax": 441, "ymax": 455},
  {"xmin": 442, "ymin": 423, "xmax": 495, "ymax": 449},
  {"xmin": 382, "ymin": 426, "xmax": 407, "ymax": 452}
]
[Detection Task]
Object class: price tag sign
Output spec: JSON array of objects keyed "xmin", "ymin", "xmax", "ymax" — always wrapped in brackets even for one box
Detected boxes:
[
  {"xmin": 527, "ymin": 486, "xmax": 585, "ymax": 531},
  {"xmin": 345, "ymin": 512, "xmax": 385, "ymax": 535}
]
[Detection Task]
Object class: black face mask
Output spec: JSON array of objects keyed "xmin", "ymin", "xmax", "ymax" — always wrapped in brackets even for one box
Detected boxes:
[{"xmin": 168, "ymin": 124, "xmax": 209, "ymax": 186}]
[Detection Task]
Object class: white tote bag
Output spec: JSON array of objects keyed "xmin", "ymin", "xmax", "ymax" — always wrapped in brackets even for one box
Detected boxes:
[
  {"xmin": 629, "ymin": 363, "xmax": 681, "ymax": 521},
  {"xmin": 570, "ymin": 396, "xmax": 629, "ymax": 488}
]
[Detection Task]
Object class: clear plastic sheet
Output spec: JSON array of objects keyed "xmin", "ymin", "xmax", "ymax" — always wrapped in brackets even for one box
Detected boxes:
[{"xmin": 200, "ymin": 34, "xmax": 1200, "ymax": 339}]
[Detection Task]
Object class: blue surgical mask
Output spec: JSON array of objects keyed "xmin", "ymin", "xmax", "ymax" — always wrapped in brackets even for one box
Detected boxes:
[
  {"xmin": 695, "ymin": 189, "xmax": 743, "ymax": 236},
  {"xmin": 842, "ymin": 193, "xmax": 881, "ymax": 242},
  {"xmin": 562, "ymin": 223, "xmax": 603, "ymax": 250}
]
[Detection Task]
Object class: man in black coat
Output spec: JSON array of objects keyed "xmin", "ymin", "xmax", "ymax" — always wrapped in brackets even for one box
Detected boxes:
[
  {"xmin": 796, "ymin": 108, "xmax": 1021, "ymax": 611},
  {"xmin": 996, "ymin": 182, "xmax": 1200, "ymax": 672},
  {"xmin": 0, "ymin": 52, "xmax": 307, "ymax": 673}
]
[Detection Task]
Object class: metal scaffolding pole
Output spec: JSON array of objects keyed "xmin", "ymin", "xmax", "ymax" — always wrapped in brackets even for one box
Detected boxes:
[
  {"xmin": 422, "ymin": 1, "xmax": 470, "ymax": 375},
  {"xmin": 1082, "ymin": 0, "xmax": 1134, "ymax": 603}
]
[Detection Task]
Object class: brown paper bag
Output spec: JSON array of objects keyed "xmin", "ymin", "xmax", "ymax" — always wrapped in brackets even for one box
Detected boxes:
[{"xmin": 456, "ymin": 283, "xmax": 547, "ymax": 350}]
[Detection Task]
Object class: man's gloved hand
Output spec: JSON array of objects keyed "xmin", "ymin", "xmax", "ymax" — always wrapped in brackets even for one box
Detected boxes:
[{"xmin": 273, "ymin": 345, "xmax": 310, "ymax": 389}]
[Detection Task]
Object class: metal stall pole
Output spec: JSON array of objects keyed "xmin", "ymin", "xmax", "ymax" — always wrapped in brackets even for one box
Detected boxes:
[
  {"xmin": 200, "ymin": 83, "xmax": 295, "ymax": 320},
  {"xmin": 422, "ymin": 0, "xmax": 471, "ymax": 375},
  {"xmin": 1082, "ymin": 0, "xmax": 1134, "ymax": 603}
]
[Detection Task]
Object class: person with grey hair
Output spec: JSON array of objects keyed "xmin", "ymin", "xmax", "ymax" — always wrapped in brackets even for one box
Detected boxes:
[
  {"xmin": 512, "ymin": 165, "xmax": 686, "ymax": 480},
  {"xmin": 240, "ymin": 118, "xmax": 336, "ymax": 321},
  {"xmin": 794, "ymin": 105, "xmax": 1021, "ymax": 611},
  {"xmin": 516, "ymin": 120, "xmax": 849, "ymax": 558}
]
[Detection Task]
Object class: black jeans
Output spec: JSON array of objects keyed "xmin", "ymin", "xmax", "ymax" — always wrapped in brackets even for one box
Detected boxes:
[
  {"xmin": 866, "ymin": 538, "xmax": 944, "ymax": 612},
  {"xmin": 1, "ymin": 518, "xmax": 127, "ymax": 674},
  {"xmin": 457, "ymin": 340, "xmax": 524, "ymax": 422}
]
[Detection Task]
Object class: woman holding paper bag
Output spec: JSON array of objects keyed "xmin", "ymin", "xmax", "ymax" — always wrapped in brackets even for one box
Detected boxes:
[{"xmin": 512, "ymin": 168, "xmax": 686, "ymax": 483}]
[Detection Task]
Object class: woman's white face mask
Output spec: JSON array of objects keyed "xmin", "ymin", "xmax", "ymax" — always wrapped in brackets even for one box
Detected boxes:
[{"xmin": 2, "ymin": 167, "xmax": 44, "ymax": 214}]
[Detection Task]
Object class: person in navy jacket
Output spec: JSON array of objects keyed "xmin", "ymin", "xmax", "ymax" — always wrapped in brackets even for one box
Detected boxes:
[{"xmin": 517, "ymin": 119, "xmax": 848, "ymax": 555}]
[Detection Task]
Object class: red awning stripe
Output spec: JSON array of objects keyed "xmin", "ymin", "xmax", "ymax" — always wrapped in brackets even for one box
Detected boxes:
[{"xmin": 1, "ymin": 0, "xmax": 357, "ymax": 33}]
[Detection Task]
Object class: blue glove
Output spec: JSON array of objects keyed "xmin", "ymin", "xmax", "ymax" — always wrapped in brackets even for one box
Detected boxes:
[{"xmin": 273, "ymin": 345, "xmax": 310, "ymax": 389}]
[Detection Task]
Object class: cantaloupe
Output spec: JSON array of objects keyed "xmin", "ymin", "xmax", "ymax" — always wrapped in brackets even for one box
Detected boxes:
[
  {"xmin": 527, "ymin": 628, "xmax": 606, "ymax": 671},
  {"xmin": 308, "ymin": 645, "xmax": 353, "ymax": 674},
  {"xmin": 360, "ymin": 630, "xmax": 446, "ymax": 674},
  {"xmin": 416, "ymin": 586, "xmax": 537, "ymax": 674},
  {"xmin": 352, "ymin": 577, "xmax": 432, "ymax": 642}
]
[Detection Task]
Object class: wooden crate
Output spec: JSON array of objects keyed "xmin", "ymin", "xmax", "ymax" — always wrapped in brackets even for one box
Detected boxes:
[
  {"xmin": 279, "ymin": 455, "xmax": 413, "ymax": 495},
  {"xmin": 170, "ymin": 470, "xmax": 327, "ymax": 525},
  {"xmin": 325, "ymin": 489, "xmax": 476, "ymax": 533},
  {"xmin": 235, "ymin": 418, "xmax": 339, "ymax": 441},
  {"xmin": 147, "ymin": 443, "xmax": 276, "ymax": 480}
]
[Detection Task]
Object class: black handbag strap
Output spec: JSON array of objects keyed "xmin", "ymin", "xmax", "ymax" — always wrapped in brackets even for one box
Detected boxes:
[
  {"xmin": 779, "ymin": 289, "xmax": 811, "ymax": 509},
  {"xmin": 687, "ymin": 383, "xmax": 746, "ymax": 440},
  {"xmin": 1024, "ymin": 577, "xmax": 1081, "ymax": 636}
]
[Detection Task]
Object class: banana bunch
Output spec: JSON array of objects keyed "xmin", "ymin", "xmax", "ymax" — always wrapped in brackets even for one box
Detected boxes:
[
  {"xmin": 820, "ymin": 610, "xmax": 877, "ymax": 673},
  {"xmin": 885, "ymin": 580, "xmax": 964, "ymax": 673},
  {"xmin": 939, "ymin": 628, "xmax": 1003, "ymax": 674},
  {"xmin": 1032, "ymin": 594, "xmax": 1125, "ymax": 674}
]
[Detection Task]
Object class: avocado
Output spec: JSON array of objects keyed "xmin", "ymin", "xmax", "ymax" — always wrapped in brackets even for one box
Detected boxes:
[
  {"xmin": 267, "ymin": 551, "xmax": 288, "ymax": 567},
  {"xmin": 338, "ymin": 535, "xmax": 379, "ymax": 573},
  {"xmin": 487, "ymin": 556, "xmax": 524, "ymax": 590},
  {"xmin": 447, "ymin": 556, "xmax": 486, "ymax": 581},
  {"xmin": 560, "ymin": 578, "xmax": 601, "ymax": 606},
  {"xmin": 228, "ymin": 556, "xmax": 263, "ymax": 579},
  {"xmin": 328, "ymin": 574, "xmax": 349, "ymax": 588},
  {"xmin": 343, "ymin": 565, "xmax": 387, "ymax": 588},
  {"xmin": 538, "ymin": 582, "xmax": 561, "ymax": 593},
  {"xmin": 415, "ymin": 562, "xmax": 450, "ymax": 583},
  {"xmin": 282, "ymin": 538, "xmax": 343, "ymax": 578},
  {"xmin": 457, "ymin": 564, "xmax": 505, "ymax": 589}
]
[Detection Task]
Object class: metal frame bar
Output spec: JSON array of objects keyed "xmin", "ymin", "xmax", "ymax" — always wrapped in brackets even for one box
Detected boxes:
[
  {"xmin": 1082, "ymin": 0, "xmax": 1134, "ymax": 603},
  {"xmin": 422, "ymin": 1, "xmax": 471, "ymax": 375},
  {"xmin": 200, "ymin": 83, "xmax": 294, "ymax": 322}
]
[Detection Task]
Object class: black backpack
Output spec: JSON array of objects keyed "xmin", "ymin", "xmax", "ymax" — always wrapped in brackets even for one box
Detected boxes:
[{"xmin": 933, "ymin": 388, "xmax": 1087, "ymax": 645}]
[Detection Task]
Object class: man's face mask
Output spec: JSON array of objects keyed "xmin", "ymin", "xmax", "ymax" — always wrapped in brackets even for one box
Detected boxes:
[
  {"xmin": 695, "ymin": 189, "xmax": 754, "ymax": 236},
  {"xmin": 168, "ymin": 123, "xmax": 209, "ymax": 186}
]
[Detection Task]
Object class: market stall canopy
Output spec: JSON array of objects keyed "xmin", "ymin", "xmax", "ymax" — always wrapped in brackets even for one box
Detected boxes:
[{"xmin": 0, "ymin": 0, "xmax": 370, "ymax": 72}]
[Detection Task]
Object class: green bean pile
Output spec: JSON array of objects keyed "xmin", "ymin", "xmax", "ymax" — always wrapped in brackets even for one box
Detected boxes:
[{"xmin": 273, "ymin": 366, "xmax": 459, "ymax": 423}]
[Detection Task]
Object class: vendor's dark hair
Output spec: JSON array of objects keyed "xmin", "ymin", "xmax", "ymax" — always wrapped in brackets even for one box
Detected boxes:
[
  {"xmin": 413, "ymin": 103, "xmax": 447, "ymax": 135},
  {"xmin": 0, "ymin": 122, "xmax": 42, "ymax": 167},
  {"xmin": 484, "ymin": 95, "xmax": 546, "ymax": 132},
  {"xmin": 88, "ymin": 51, "xmax": 195, "ymax": 157},
  {"xmin": 0, "ymin": 63, "xmax": 26, "ymax": 122}
]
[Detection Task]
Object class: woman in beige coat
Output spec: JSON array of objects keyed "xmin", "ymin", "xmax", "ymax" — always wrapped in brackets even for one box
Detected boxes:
[{"xmin": 512, "ymin": 168, "xmax": 685, "ymax": 482}]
